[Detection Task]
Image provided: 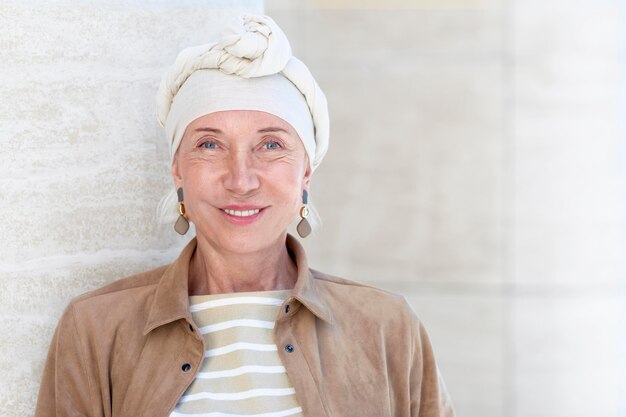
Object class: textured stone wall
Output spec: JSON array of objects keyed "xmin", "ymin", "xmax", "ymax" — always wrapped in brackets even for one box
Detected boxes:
[
  {"xmin": 0, "ymin": 1, "xmax": 262, "ymax": 416},
  {"xmin": 266, "ymin": 0, "xmax": 626, "ymax": 416}
]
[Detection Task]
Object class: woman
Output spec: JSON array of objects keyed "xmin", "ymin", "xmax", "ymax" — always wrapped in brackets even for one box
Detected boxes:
[{"xmin": 35, "ymin": 14, "xmax": 455, "ymax": 417}]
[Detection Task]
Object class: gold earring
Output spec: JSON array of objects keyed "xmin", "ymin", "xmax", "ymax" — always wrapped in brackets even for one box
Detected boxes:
[
  {"xmin": 296, "ymin": 190, "xmax": 311, "ymax": 238},
  {"xmin": 174, "ymin": 187, "xmax": 190, "ymax": 235}
]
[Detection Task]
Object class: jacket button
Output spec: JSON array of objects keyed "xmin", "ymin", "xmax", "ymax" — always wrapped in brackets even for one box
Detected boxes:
[
  {"xmin": 285, "ymin": 344, "xmax": 294, "ymax": 353},
  {"xmin": 182, "ymin": 363, "xmax": 192, "ymax": 372}
]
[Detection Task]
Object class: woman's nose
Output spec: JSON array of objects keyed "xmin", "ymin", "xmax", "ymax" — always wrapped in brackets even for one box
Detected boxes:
[{"xmin": 223, "ymin": 150, "xmax": 260, "ymax": 195}]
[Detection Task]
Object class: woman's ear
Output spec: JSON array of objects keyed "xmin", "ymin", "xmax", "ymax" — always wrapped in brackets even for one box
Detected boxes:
[
  {"xmin": 302, "ymin": 163, "xmax": 312, "ymax": 189},
  {"xmin": 171, "ymin": 155, "xmax": 183, "ymax": 187},
  {"xmin": 302, "ymin": 152, "xmax": 313, "ymax": 188}
]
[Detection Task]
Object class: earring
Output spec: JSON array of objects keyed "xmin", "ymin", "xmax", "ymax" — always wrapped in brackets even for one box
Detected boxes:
[
  {"xmin": 296, "ymin": 190, "xmax": 312, "ymax": 238},
  {"xmin": 174, "ymin": 187, "xmax": 190, "ymax": 235}
]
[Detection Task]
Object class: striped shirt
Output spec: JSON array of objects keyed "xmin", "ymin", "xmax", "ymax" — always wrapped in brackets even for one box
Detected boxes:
[{"xmin": 169, "ymin": 290, "xmax": 303, "ymax": 417}]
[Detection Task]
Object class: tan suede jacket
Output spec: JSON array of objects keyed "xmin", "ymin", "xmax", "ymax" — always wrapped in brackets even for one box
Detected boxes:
[{"xmin": 35, "ymin": 234, "xmax": 455, "ymax": 417}]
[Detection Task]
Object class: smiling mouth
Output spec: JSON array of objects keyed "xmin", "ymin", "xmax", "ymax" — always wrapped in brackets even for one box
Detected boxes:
[{"xmin": 222, "ymin": 208, "xmax": 262, "ymax": 217}]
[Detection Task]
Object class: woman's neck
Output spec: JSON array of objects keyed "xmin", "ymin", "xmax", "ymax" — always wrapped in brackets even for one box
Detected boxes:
[{"xmin": 187, "ymin": 233, "xmax": 298, "ymax": 295}]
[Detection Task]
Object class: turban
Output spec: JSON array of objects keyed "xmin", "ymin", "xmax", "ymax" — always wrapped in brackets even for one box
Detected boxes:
[{"xmin": 155, "ymin": 14, "xmax": 329, "ymax": 172}]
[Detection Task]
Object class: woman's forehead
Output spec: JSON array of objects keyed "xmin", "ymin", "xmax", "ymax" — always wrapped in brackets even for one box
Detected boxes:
[
  {"xmin": 189, "ymin": 110, "xmax": 293, "ymax": 130},
  {"xmin": 184, "ymin": 110, "xmax": 302, "ymax": 141}
]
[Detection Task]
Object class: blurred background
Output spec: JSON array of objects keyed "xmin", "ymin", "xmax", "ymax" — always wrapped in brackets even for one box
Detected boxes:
[{"xmin": 0, "ymin": 1, "xmax": 624, "ymax": 416}]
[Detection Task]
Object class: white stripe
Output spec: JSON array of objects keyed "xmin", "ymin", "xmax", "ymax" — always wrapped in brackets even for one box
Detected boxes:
[
  {"xmin": 179, "ymin": 388, "xmax": 296, "ymax": 403},
  {"xmin": 205, "ymin": 343, "xmax": 277, "ymax": 357},
  {"xmin": 196, "ymin": 365, "xmax": 286, "ymax": 379},
  {"xmin": 190, "ymin": 297, "xmax": 284, "ymax": 313},
  {"xmin": 199, "ymin": 319, "xmax": 275, "ymax": 334},
  {"xmin": 170, "ymin": 406, "xmax": 302, "ymax": 417}
]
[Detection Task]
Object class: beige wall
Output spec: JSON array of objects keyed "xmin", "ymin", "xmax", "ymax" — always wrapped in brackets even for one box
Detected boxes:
[
  {"xmin": 1, "ymin": 1, "xmax": 624, "ymax": 416},
  {"xmin": 266, "ymin": 0, "xmax": 626, "ymax": 417}
]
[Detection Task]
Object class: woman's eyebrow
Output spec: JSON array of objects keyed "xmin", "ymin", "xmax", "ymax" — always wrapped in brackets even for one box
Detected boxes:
[
  {"xmin": 193, "ymin": 127, "xmax": 223, "ymax": 133},
  {"xmin": 257, "ymin": 127, "xmax": 289, "ymax": 134}
]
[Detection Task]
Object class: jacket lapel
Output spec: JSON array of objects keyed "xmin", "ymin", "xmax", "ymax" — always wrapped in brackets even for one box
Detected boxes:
[{"xmin": 118, "ymin": 239, "xmax": 205, "ymax": 417}]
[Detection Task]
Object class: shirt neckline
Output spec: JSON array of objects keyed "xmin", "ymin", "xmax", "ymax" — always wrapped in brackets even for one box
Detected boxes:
[{"xmin": 189, "ymin": 288, "xmax": 292, "ymax": 303}]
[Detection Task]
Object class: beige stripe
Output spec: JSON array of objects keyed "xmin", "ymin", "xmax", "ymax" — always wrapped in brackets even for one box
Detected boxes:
[
  {"xmin": 180, "ymin": 387, "xmax": 296, "ymax": 402},
  {"xmin": 203, "ymin": 349, "xmax": 284, "ymax": 372},
  {"xmin": 181, "ymin": 373, "xmax": 296, "ymax": 396},
  {"xmin": 192, "ymin": 304, "xmax": 282, "ymax": 328},
  {"xmin": 190, "ymin": 296, "xmax": 285, "ymax": 313},
  {"xmin": 196, "ymin": 365, "xmax": 286, "ymax": 379},
  {"xmin": 199, "ymin": 319, "xmax": 274, "ymax": 334}
]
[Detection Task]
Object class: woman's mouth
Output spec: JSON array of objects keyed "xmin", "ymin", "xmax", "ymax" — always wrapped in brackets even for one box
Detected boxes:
[
  {"xmin": 223, "ymin": 208, "xmax": 261, "ymax": 217},
  {"xmin": 221, "ymin": 207, "xmax": 265, "ymax": 225}
]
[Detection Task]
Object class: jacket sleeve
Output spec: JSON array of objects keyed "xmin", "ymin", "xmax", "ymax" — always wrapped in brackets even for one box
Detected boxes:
[
  {"xmin": 35, "ymin": 301, "xmax": 96, "ymax": 417},
  {"xmin": 408, "ymin": 308, "xmax": 456, "ymax": 417}
]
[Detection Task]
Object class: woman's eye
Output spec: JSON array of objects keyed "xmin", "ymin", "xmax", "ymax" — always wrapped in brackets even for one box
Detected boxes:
[
  {"xmin": 263, "ymin": 141, "xmax": 282, "ymax": 150},
  {"xmin": 201, "ymin": 141, "xmax": 218, "ymax": 149}
]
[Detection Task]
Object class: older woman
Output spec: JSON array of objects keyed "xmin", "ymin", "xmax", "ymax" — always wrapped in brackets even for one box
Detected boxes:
[{"xmin": 35, "ymin": 14, "xmax": 455, "ymax": 417}]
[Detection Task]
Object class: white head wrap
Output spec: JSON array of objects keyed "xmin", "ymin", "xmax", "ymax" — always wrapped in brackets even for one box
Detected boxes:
[{"xmin": 156, "ymin": 13, "xmax": 329, "ymax": 172}]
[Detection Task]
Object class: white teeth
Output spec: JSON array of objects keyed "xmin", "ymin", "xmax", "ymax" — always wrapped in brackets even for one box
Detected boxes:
[{"xmin": 224, "ymin": 208, "xmax": 260, "ymax": 217}]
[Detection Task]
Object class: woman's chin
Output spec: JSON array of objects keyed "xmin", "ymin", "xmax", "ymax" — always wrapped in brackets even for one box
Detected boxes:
[{"xmin": 196, "ymin": 225, "xmax": 284, "ymax": 255}]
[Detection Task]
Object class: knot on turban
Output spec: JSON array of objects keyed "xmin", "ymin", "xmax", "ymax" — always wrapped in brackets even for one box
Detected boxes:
[
  {"xmin": 157, "ymin": 15, "xmax": 290, "ymax": 126},
  {"xmin": 217, "ymin": 14, "xmax": 291, "ymax": 77}
]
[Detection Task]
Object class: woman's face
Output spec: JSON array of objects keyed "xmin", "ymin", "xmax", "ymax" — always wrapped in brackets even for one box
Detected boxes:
[{"xmin": 172, "ymin": 110, "xmax": 311, "ymax": 254}]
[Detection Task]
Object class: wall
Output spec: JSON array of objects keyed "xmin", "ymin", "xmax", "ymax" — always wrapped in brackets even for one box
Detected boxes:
[
  {"xmin": 0, "ymin": 1, "xmax": 262, "ymax": 416},
  {"xmin": 265, "ymin": 0, "xmax": 626, "ymax": 416},
  {"xmin": 1, "ymin": 1, "xmax": 624, "ymax": 416}
]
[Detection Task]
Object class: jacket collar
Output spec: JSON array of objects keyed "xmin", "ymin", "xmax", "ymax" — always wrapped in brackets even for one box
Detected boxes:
[
  {"xmin": 285, "ymin": 233, "xmax": 333, "ymax": 324},
  {"xmin": 143, "ymin": 233, "xmax": 332, "ymax": 335}
]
